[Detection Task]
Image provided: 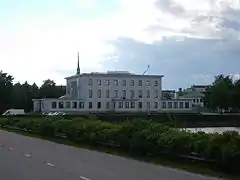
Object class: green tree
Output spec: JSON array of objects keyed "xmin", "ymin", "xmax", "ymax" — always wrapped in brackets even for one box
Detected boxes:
[
  {"xmin": 0, "ymin": 71, "xmax": 14, "ymax": 113},
  {"xmin": 39, "ymin": 79, "xmax": 65, "ymax": 98},
  {"xmin": 206, "ymin": 75, "xmax": 234, "ymax": 110},
  {"xmin": 232, "ymin": 79, "xmax": 240, "ymax": 110}
]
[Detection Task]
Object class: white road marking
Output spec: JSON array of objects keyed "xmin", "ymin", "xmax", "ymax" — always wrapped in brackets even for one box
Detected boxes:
[
  {"xmin": 9, "ymin": 147, "xmax": 13, "ymax": 151},
  {"xmin": 25, "ymin": 154, "xmax": 31, "ymax": 158},
  {"xmin": 80, "ymin": 176, "xmax": 91, "ymax": 180},
  {"xmin": 46, "ymin": 162, "xmax": 55, "ymax": 167}
]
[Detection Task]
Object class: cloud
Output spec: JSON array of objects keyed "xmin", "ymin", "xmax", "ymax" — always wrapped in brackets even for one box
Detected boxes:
[
  {"xmin": 1, "ymin": 0, "xmax": 240, "ymax": 90},
  {"xmin": 105, "ymin": 37, "xmax": 240, "ymax": 89},
  {"xmin": 146, "ymin": 0, "xmax": 240, "ymax": 39}
]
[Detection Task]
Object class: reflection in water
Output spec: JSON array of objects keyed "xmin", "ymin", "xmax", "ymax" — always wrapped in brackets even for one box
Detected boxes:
[{"xmin": 184, "ymin": 127, "xmax": 240, "ymax": 134}]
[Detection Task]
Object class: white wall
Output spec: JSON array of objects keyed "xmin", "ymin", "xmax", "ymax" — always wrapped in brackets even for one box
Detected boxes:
[{"xmin": 66, "ymin": 74, "xmax": 163, "ymax": 111}]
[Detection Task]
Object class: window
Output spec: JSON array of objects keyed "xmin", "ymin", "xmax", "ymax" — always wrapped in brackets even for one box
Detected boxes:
[
  {"xmin": 185, "ymin": 102, "xmax": 190, "ymax": 108},
  {"xmin": 146, "ymin": 80, "xmax": 150, "ymax": 86},
  {"xmin": 130, "ymin": 80, "xmax": 134, "ymax": 86},
  {"xmin": 146, "ymin": 90, "xmax": 150, "ymax": 98},
  {"xmin": 162, "ymin": 102, "xmax": 166, "ymax": 108},
  {"xmin": 59, "ymin": 102, "xmax": 64, "ymax": 108},
  {"xmin": 105, "ymin": 80, "xmax": 110, "ymax": 85},
  {"xmin": 114, "ymin": 90, "xmax": 118, "ymax": 98},
  {"xmin": 138, "ymin": 90, "xmax": 142, "ymax": 98},
  {"xmin": 89, "ymin": 102, "xmax": 93, "ymax": 109},
  {"xmin": 154, "ymin": 80, "xmax": 158, "ymax": 86},
  {"xmin": 106, "ymin": 102, "xmax": 110, "ymax": 109},
  {"xmin": 138, "ymin": 80, "xmax": 142, "ymax": 86},
  {"xmin": 97, "ymin": 102, "xmax": 101, "ymax": 109},
  {"xmin": 147, "ymin": 102, "xmax": 150, "ymax": 109},
  {"xmin": 174, "ymin": 102, "xmax": 178, "ymax": 108},
  {"xmin": 193, "ymin": 99, "xmax": 196, "ymax": 103},
  {"xmin": 200, "ymin": 98, "xmax": 203, "ymax": 102},
  {"xmin": 89, "ymin": 79, "xmax": 93, "ymax": 85},
  {"xmin": 122, "ymin": 80, "xmax": 126, "ymax": 86},
  {"xmin": 106, "ymin": 90, "xmax": 110, "ymax": 98},
  {"xmin": 66, "ymin": 101, "xmax": 70, "ymax": 108},
  {"xmin": 179, "ymin": 102, "xmax": 184, "ymax": 108},
  {"xmin": 125, "ymin": 102, "xmax": 130, "ymax": 108},
  {"xmin": 154, "ymin": 90, "xmax": 158, "ymax": 98},
  {"xmin": 52, "ymin": 102, "xmax": 57, "ymax": 109},
  {"xmin": 118, "ymin": 102, "xmax": 123, "ymax": 108},
  {"xmin": 130, "ymin": 101, "xmax": 135, "ymax": 108},
  {"xmin": 72, "ymin": 101, "xmax": 77, "ymax": 108},
  {"xmin": 97, "ymin": 89, "xmax": 101, "ymax": 98},
  {"xmin": 138, "ymin": 102, "xmax": 142, "ymax": 109},
  {"xmin": 122, "ymin": 90, "xmax": 126, "ymax": 98},
  {"xmin": 168, "ymin": 102, "xmax": 172, "ymax": 108},
  {"xmin": 114, "ymin": 80, "xmax": 118, "ymax": 86},
  {"xmin": 154, "ymin": 102, "xmax": 158, "ymax": 108},
  {"xmin": 79, "ymin": 102, "xmax": 84, "ymax": 109},
  {"xmin": 113, "ymin": 102, "xmax": 116, "ymax": 108},
  {"xmin": 97, "ymin": 79, "xmax": 101, "ymax": 85},
  {"xmin": 130, "ymin": 90, "xmax": 134, "ymax": 98},
  {"xmin": 89, "ymin": 89, "xmax": 93, "ymax": 98}
]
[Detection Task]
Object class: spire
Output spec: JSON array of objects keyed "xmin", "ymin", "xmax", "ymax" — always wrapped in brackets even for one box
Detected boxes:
[{"xmin": 77, "ymin": 52, "xmax": 80, "ymax": 75}]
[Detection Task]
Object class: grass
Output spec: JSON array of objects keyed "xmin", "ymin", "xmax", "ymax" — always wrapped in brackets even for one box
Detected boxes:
[{"xmin": 1, "ymin": 126, "xmax": 239, "ymax": 180}]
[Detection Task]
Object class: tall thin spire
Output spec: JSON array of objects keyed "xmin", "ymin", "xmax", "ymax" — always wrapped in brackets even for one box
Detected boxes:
[{"xmin": 77, "ymin": 52, "xmax": 80, "ymax": 74}]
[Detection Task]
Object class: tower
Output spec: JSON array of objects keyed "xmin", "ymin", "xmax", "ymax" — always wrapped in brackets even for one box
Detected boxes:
[{"xmin": 77, "ymin": 52, "xmax": 80, "ymax": 75}]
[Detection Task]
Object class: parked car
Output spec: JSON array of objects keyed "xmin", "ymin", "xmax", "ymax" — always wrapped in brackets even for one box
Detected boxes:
[
  {"xmin": 2, "ymin": 109, "xmax": 25, "ymax": 116},
  {"xmin": 46, "ymin": 112, "xmax": 66, "ymax": 116}
]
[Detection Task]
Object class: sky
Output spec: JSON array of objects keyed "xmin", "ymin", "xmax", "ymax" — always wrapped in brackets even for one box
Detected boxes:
[{"xmin": 1, "ymin": 0, "xmax": 240, "ymax": 89}]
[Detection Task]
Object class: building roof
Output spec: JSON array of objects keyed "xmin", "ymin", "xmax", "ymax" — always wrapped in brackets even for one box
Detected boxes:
[
  {"xmin": 180, "ymin": 91, "xmax": 205, "ymax": 98},
  {"xmin": 162, "ymin": 90, "xmax": 176, "ymax": 93},
  {"xmin": 191, "ymin": 85, "xmax": 210, "ymax": 88},
  {"xmin": 65, "ymin": 72, "xmax": 164, "ymax": 80}
]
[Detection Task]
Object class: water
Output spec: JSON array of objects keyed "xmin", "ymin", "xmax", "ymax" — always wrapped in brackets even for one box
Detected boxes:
[{"xmin": 185, "ymin": 127, "xmax": 240, "ymax": 134}]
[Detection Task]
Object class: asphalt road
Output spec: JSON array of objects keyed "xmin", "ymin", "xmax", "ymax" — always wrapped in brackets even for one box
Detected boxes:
[{"xmin": 0, "ymin": 130, "xmax": 220, "ymax": 180}]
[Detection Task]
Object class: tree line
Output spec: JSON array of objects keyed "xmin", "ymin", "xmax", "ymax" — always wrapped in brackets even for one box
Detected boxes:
[
  {"xmin": 204, "ymin": 74, "xmax": 240, "ymax": 111},
  {"xmin": 0, "ymin": 71, "xmax": 65, "ymax": 113},
  {"xmin": 1, "ymin": 70, "xmax": 240, "ymax": 114}
]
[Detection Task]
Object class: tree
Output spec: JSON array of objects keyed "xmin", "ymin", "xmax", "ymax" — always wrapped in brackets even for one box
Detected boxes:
[
  {"xmin": 205, "ymin": 75, "xmax": 234, "ymax": 110},
  {"xmin": 232, "ymin": 80, "xmax": 240, "ymax": 110},
  {"xmin": 0, "ymin": 71, "xmax": 14, "ymax": 113},
  {"xmin": 39, "ymin": 79, "xmax": 65, "ymax": 98}
]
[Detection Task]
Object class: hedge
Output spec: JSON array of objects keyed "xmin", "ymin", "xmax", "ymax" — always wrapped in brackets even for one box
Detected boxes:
[
  {"xmin": 0, "ymin": 116, "xmax": 240, "ymax": 174},
  {"xmin": 1, "ymin": 112, "xmax": 240, "ymax": 127}
]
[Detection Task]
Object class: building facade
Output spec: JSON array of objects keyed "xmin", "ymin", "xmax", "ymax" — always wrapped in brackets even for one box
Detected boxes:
[{"xmin": 32, "ymin": 56, "xmax": 194, "ymax": 113}]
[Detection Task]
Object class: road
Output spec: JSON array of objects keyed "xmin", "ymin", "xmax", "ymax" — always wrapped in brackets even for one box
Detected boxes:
[{"xmin": 0, "ymin": 130, "xmax": 220, "ymax": 180}]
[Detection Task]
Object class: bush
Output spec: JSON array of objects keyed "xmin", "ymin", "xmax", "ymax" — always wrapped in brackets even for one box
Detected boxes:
[{"xmin": 1, "ymin": 116, "xmax": 240, "ymax": 174}]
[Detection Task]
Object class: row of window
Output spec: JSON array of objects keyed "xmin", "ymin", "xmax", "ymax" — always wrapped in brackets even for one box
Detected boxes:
[
  {"xmin": 89, "ymin": 79, "xmax": 159, "ymax": 87},
  {"xmin": 162, "ymin": 101, "xmax": 190, "ymax": 109},
  {"xmin": 52, "ymin": 101, "xmax": 190, "ymax": 109},
  {"xmin": 193, "ymin": 98, "xmax": 203, "ymax": 103},
  {"xmin": 89, "ymin": 89, "xmax": 159, "ymax": 98}
]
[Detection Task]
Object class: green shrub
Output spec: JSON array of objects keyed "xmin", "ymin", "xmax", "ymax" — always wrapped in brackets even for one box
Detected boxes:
[{"xmin": 1, "ymin": 116, "xmax": 240, "ymax": 174}]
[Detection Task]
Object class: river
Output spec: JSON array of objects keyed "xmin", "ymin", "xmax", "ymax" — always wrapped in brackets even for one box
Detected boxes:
[{"xmin": 185, "ymin": 127, "xmax": 240, "ymax": 134}]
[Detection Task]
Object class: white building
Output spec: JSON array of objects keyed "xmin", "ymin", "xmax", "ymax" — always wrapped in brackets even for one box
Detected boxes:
[{"xmin": 33, "ymin": 55, "xmax": 193, "ymax": 113}]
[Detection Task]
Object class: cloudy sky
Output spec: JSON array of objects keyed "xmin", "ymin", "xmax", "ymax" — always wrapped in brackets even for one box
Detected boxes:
[{"xmin": 1, "ymin": 0, "xmax": 240, "ymax": 89}]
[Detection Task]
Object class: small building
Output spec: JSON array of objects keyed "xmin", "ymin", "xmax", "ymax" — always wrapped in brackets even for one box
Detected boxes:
[
  {"xmin": 162, "ymin": 90, "xmax": 177, "ymax": 100},
  {"xmin": 179, "ymin": 91, "xmax": 205, "ymax": 108},
  {"xmin": 191, "ymin": 85, "xmax": 210, "ymax": 93}
]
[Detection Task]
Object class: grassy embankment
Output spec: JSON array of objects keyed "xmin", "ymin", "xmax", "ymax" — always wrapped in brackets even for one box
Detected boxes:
[{"xmin": 0, "ymin": 116, "xmax": 239, "ymax": 180}]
